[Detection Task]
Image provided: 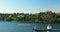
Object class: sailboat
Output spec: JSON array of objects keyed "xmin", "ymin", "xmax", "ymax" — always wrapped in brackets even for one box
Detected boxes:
[
  {"xmin": 33, "ymin": 24, "xmax": 52, "ymax": 32},
  {"xmin": 47, "ymin": 24, "xmax": 52, "ymax": 30}
]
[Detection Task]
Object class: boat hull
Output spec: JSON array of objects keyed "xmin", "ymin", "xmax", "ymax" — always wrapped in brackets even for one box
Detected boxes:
[{"xmin": 33, "ymin": 29, "xmax": 51, "ymax": 32}]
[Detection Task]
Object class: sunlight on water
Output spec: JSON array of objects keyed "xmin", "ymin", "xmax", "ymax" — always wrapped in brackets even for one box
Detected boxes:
[{"xmin": 17, "ymin": 24, "xmax": 31, "ymax": 26}]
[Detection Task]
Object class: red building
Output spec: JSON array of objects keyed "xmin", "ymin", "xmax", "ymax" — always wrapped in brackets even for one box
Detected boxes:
[{"xmin": 45, "ymin": 10, "xmax": 52, "ymax": 14}]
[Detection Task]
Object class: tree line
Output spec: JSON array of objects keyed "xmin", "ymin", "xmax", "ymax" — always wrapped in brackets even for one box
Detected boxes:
[{"xmin": 0, "ymin": 11, "xmax": 60, "ymax": 23}]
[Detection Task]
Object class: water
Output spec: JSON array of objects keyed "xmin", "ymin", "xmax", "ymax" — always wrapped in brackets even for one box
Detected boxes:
[{"xmin": 0, "ymin": 21, "xmax": 60, "ymax": 32}]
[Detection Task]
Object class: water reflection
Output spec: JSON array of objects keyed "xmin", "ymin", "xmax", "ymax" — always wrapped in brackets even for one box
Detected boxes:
[
  {"xmin": 47, "ymin": 31, "xmax": 50, "ymax": 32},
  {"xmin": 41, "ymin": 31, "xmax": 51, "ymax": 32}
]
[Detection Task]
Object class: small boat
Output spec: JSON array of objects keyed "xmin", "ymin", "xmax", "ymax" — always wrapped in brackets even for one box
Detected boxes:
[{"xmin": 33, "ymin": 24, "xmax": 52, "ymax": 32}]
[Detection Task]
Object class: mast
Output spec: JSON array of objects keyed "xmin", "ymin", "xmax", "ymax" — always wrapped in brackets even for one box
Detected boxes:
[{"xmin": 34, "ymin": 20, "xmax": 36, "ymax": 29}]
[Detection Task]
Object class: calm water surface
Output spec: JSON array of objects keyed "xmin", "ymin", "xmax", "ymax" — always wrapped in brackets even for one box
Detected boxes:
[{"xmin": 0, "ymin": 21, "xmax": 60, "ymax": 32}]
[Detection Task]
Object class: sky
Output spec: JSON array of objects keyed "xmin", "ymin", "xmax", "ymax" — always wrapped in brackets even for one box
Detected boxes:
[{"xmin": 0, "ymin": 0, "xmax": 60, "ymax": 13}]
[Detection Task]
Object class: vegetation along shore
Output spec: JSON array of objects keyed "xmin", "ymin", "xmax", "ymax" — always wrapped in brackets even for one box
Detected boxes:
[{"xmin": 0, "ymin": 10, "xmax": 60, "ymax": 24}]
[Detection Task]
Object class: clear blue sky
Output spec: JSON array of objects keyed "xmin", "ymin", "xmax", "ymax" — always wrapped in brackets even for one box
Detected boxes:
[{"xmin": 0, "ymin": 0, "xmax": 60, "ymax": 13}]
